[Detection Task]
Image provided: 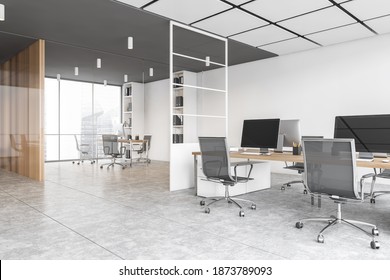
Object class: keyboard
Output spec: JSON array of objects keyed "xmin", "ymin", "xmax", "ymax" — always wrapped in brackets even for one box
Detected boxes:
[
  {"xmin": 241, "ymin": 152, "xmax": 271, "ymax": 156},
  {"xmin": 356, "ymin": 158, "xmax": 374, "ymax": 162}
]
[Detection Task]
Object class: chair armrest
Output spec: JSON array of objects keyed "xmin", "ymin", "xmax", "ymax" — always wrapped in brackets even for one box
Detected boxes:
[
  {"xmin": 359, "ymin": 173, "xmax": 376, "ymax": 201},
  {"xmin": 120, "ymin": 146, "xmax": 126, "ymax": 156},
  {"xmin": 233, "ymin": 163, "xmax": 253, "ymax": 182}
]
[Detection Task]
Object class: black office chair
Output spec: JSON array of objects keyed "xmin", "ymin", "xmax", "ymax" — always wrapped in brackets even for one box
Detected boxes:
[
  {"xmin": 369, "ymin": 169, "xmax": 390, "ymax": 203},
  {"xmin": 295, "ymin": 138, "xmax": 380, "ymax": 249},
  {"xmin": 100, "ymin": 134, "xmax": 126, "ymax": 169},
  {"xmin": 281, "ymin": 136, "xmax": 324, "ymax": 193},
  {"xmin": 198, "ymin": 137, "xmax": 256, "ymax": 217}
]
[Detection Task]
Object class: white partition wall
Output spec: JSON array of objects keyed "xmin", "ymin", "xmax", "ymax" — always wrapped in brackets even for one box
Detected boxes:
[{"xmin": 169, "ymin": 21, "xmax": 228, "ymax": 191}]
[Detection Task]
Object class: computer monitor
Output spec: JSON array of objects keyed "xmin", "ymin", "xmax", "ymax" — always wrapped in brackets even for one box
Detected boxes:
[
  {"xmin": 241, "ymin": 118, "xmax": 280, "ymax": 153},
  {"xmin": 334, "ymin": 114, "xmax": 390, "ymax": 158},
  {"xmin": 276, "ymin": 119, "xmax": 301, "ymax": 151}
]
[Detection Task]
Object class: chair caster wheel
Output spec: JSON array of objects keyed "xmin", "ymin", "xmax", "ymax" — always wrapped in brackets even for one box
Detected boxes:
[
  {"xmin": 296, "ymin": 222, "xmax": 303, "ymax": 229},
  {"xmin": 200, "ymin": 201, "xmax": 205, "ymax": 206},
  {"xmin": 317, "ymin": 235, "xmax": 324, "ymax": 243},
  {"xmin": 303, "ymin": 189, "xmax": 308, "ymax": 195},
  {"xmin": 72, "ymin": 161, "xmax": 75, "ymax": 164},
  {"xmin": 91, "ymin": 161, "xmax": 94, "ymax": 164},
  {"xmin": 228, "ymin": 200, "xmax": 232, "ymax": 204},
  {"xmin": 251, "ymin": 204, "xmax": 256, "ymax": 210},
  {"xmin": 100, "ymin": 166, "xmax": 103, "ymax": 169},
  {"xmin": 77, "ymin": 162, "xmax": 80, "ymax": 165},
  {"xmin": 239, "ymin": 210, "xmax": 245, "ymax": 217},
  {"xmin": 81, "ymin": 160, "xmax": 84, "ymax": 163},
  {"xmin": 371, "ymin": 240, "xmax": 380, "ymax": 249},
  {"xmin": 372, "ymin": 228, "xmax": 379, "ymax": 236},
  {"xmin": 204, "ymin": 208, "xmax": 210, "ymax": 214},
  {"xmin": 281, "ymin": 186, "xmax": 285, "ymax": 191},
  {"xmin": 370, "ymin": 198, "xmax": 375, "ymax": 204},
  {"xmin": 122, "ymin": 167, "xmax": 125, "ymax": 169}
]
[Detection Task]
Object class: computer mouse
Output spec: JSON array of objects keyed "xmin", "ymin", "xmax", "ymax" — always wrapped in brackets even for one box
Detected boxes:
[{"xmin": 382, "ymin": 159, "xmax": 389, "ymax": 163}]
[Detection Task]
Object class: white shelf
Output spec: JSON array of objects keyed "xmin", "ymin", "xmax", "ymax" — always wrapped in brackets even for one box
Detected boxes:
[
  {"xmin": 123, "ymin": 111, "xmax": 133, "ymax": 114},
  {"xmin": 123, "ymin": 96, "xmax": 132, "ymax": 98}
]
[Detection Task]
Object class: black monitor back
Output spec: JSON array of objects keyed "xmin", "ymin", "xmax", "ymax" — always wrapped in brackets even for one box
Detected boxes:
[
  {"xmin": 241, "ymin": 118, "xmax": 280, "ymax": 149},
  {"xmin": 334, "ymin": 114, "xmax": 390, "ymax": 153}
]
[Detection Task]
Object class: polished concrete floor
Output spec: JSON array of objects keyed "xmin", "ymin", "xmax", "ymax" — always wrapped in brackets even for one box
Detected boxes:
[{"xmin": 1, "ymin": 161, "xmax": 390, "ymax": 260}]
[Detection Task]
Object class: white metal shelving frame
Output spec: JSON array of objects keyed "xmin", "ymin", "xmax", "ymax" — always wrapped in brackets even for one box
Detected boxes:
[{"xmin": 169, "ymin": 21, "xmax": 228, "ymax": 192}]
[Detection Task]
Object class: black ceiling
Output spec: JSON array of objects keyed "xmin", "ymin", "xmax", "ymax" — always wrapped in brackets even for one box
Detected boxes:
[{"xmin": 0, "ymin": 0, "xmax": 276, "ymax": 85}]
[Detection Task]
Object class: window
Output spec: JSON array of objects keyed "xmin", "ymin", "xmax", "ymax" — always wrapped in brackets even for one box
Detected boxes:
[{"xmin": 44, "ymin": 78, "xmax": 121, "ymax": 161}]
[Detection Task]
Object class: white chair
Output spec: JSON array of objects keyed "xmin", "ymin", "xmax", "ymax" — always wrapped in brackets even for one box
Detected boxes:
[{"xmin": 72, "ymin": 135, "xmax": 94, "ymax": 165}]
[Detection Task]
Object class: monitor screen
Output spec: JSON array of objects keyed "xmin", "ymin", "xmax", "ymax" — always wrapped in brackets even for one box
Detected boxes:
[
  {"xmin": 278, "ymin": 119, "xmax": 301, "ymax": 148},
  {"xmin": 241, "ymin": 119, "xmax": 280, "ymax": 149},
  {"xmin": 334, "ymin": 114, "xmax": 390, "ymax": 153}
]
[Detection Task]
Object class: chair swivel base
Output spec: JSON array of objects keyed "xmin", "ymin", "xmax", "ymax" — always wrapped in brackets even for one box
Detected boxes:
[
  {"xmin": 295, "ymin": 203, "xmax": 380, "ymax": 249},
  {"xmin": 73, "ymin": 159, "xmax": 95, "ymax": 165},
  {"xmin": 281, "ymin": 180, "xmax": 307, "ymax": 194},
  {"xmin": 100, "ymin": 160, "xmax": 126, "ymax": 170},
  {"xmin": 370, "ymin": 191, "xmax": 390, "ymax": 203},
  {"xmin": 200, "ymin": 185, "xmax": 256, "ymax": 217}
]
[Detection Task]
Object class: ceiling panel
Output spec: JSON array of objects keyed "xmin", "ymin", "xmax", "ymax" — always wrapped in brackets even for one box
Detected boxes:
[
  {"xmin": 279, "ymin": 6, "xmax": 356, "ymax": 35},
  {"xmin": 333, "ymin": 0, "xmax": 353, "ymax": 3},
  {"xmin": 365, "ymin": 15, "xmax": 390, "ymax": 34},
  {"xmin": 144, "ymin": 0, "xmax": 231, "ymax": 24},
  {"xmin": 259, "ymin": 37, "xmax": 319, "ymax": 55},
  {"xmin": 193, "ymin": 8, "xmax": 268, "ymax": 37},
  {"xmin": 225, "ymin": 0, "xmax": 251, "ymax": 5},
  {"xmin": 242, "ymin": 0, "xmax": 332, "ymax": 22},
  {"xmin": 114, "ymin": 0, "xmax": 152, "ymax": 8},
  {"xmin": 231, "ymin": 24, "xmax": 296, "ymax": 47},
  {"xmin": 306, "ymin": 23, "xmax": 374, "ymax": 46},
  {"xmin": 341, "ymin": 0, "xmax": 390, "ymax": 21}
]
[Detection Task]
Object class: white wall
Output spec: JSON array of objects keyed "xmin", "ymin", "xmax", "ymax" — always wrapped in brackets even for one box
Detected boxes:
[
  {"xmin": 199, "ymin": 33, "xmax": 390, "ymax": 174},
  {"xmin": 144, "ymin": 33, "xmax": 390, "ymax": 172},
  {"xmin": 144, "ymin": 79, "xmax": 170, "ymax": 161},
  {"xmin": 228, "ymin": 33, "xmax": 390, "ymax": 147}
]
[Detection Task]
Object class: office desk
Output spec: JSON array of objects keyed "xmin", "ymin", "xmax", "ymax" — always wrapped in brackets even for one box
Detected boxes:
[
  {"xmin": 118, "ymin": 139, "xmax": 149, "ymax": 165},
  {"xmin": 192, "ymin": 151, "xmax": 390, "ymax": 196}
]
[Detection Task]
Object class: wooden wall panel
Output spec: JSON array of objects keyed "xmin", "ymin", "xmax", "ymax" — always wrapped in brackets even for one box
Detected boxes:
[{"xmin": 0, "ymin": 40, "xmax": 45, "ymax": 181}]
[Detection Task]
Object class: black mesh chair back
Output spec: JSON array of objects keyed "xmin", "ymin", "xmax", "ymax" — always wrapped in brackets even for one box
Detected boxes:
[
  {"xmin": 198, "ymin": 137, "xmax": 232, "ymax": 182},
  {"xmin": 102, "ymin": 134, "xmax": 120, "ymax": 156},
  {"xmin": 143, "ymin": 135, "xmax": 152, "ymax": 151},
  {"xmin": 302, "ymin": 138, "xmax": 359, "ymax": 199}
]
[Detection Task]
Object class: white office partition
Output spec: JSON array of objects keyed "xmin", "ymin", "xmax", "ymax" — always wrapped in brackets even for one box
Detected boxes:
[{"xmin": 169, "ymin": 21, "xmax": 228, "ymax": 191}]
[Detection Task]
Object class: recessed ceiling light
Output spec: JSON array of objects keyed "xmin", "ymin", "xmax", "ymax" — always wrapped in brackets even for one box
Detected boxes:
[
  {"xmin": 205, "ymin": 56, "xmax": 210, "ymax": 66},
  {"xmin": 149, "ymin": 68, "xmax": 154, "ymax": 77},
  {"xmin": 0, "ymin": 4, "xmax": 5, "ymax": 21},
  {"xmin": 74, "ymin": 67, "xmax": 79, "ymax": 76},
  {"xmin": 104, "ymin": 80, "xmax": 107, "ymax": 86},
  {"xmin": 128, "ymin": 37, "xmax": 133, "ymax": 49},
  {"xmin": 97, "ymin": 58, "xmax": 101, "ymax": 68},
  {"xmin": 124, "ymin": 74, "xmax": 128, "ymax": 83},
  {"xmin": 56, "ymin": 74, "xmax": 61, "ymax": 81}
]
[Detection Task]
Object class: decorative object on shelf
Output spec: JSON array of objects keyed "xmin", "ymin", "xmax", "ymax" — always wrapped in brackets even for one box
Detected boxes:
[
  {"xmin": 173, "ymin": 134, "xmax": 184, "ymax": 143},
  {"xmin": 175, "ymin": 96, "xmax": 183, "ymax": 107},
  {"xmin": 173, "ymin": 115, "xmax": 183, "ymax": 126},
  {"xmin": 125, "ymin": 86, "xmax": 132, "ymax": 96}
]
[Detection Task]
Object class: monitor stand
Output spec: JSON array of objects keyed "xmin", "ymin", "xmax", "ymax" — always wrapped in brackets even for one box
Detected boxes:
[
  {"xmin": 259, "ymin": 148, "xmax": 271, "ymax": 155},
  {"xmin": 358, "ymin": 152, "xmax": 374, "ymax": 160},
  {"xmin": 373, "ymin": 152, "xmax": 387, "ymax": 158}
]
